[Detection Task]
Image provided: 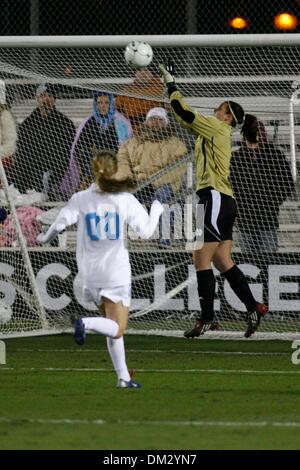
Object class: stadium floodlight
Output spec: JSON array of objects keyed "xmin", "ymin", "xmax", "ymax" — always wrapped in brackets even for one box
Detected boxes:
[
  {"xmin": 274, "ymin": 12, "xmax": 298, "ymax": 31},
  {"xmin": 229, "ymin": 16, "xmax": 249, "ymax": 30}
]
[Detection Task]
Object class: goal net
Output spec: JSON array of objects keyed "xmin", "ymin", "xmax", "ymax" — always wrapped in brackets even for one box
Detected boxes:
[{"xmin": 0, "ymin": 35, "xmax": 299, "ymax": 339}]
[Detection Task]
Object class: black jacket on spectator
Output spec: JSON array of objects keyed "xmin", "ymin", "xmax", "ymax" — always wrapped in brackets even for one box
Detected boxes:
[
  {"xmin": 230, "ymin": 142, "xmax": 295, "ymax": 233},
  {"xmin": 9, "ymin": 107, "xmax": 75, "ymax": 200},
  {"xmin": 74, "ymin": 115, "xmax": 119, "ymax": 180}
]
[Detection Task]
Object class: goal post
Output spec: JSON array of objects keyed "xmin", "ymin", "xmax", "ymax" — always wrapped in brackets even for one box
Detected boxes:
[
  {"xmin": 0, "ymin": 157, "xmax": 49, "ymax": 333},
  {"xmin": 0, "ymin": 34, "xmax": 299, "ymax": 339}
]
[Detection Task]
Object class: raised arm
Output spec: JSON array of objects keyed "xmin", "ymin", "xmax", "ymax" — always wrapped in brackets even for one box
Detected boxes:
[
  {"xmin": 37, "ymin": 193, "xmax": 80, "ymax": 244},
  {"xmin": 159, "ymin": 63, "xmax": 222, "ymax": 139},
  {"xmin": 127, "ymin": 194, "xmax": 164, "ymax": 239},
  {"xmin": 159, "ymin": 63, "xmax": 196, "ymax": 126}
]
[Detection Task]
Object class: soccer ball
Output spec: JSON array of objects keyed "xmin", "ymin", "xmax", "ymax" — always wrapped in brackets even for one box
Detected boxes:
[{"xmin": 124, "ymin": 41, "xmax": 153, "ymax": 69}]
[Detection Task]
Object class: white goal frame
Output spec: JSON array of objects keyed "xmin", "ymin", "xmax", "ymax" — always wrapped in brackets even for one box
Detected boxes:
[
  {"xmin": 0, "ymin": 34, "xmax": 299, "ymax": 340},
  {"xmin": 0, "ymin": 34, "xmax": 298, "ymax": 180}
]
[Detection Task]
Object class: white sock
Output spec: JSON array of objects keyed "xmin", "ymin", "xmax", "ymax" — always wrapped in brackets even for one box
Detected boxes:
[
  {"xmin": 106, "ymin": 336, "xmax": 131, "ymax": 382},
  {"xmin": 83, "ymin": 317, "xmax": 119, "ymax": 338}
]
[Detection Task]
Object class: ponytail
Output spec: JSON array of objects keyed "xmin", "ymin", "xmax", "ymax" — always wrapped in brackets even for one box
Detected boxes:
[
  {"xmin": 91, "ymin": 148, "xmax": 136, "ymax": 193},
  {"xmin": 227, "ymin": 101, "xmax": 245, "ymax": 128},
  {"xmin": 240, "ymin": 114, "xmax": 259, "ymax": 144}
]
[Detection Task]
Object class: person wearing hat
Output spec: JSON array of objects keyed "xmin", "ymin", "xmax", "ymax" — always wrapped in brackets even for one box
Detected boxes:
[
  {"xmin": 146, "ymin": 107, "xmax": 169, "ymax": 123},
  {"xmin": 114, "ymin": 106, "xmax": 187, "ymax": 207},
  {"xmin": 9, "ymin": 83, "xmax": 75, "ymax": 200},
  {"xmin": 59, "ymin": 91, "xmax": 132, "ymax": 199}
]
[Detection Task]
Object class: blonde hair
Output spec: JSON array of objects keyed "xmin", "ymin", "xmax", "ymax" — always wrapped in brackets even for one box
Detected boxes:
[{"xmin": 91, "ymin": 148, "xmax": 136, "ymax": 193}]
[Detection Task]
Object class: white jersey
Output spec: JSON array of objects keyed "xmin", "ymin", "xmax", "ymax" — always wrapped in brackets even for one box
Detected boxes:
[{"xmin": 44, "ymin": 184, "xmax": 163, "ymax": 287}]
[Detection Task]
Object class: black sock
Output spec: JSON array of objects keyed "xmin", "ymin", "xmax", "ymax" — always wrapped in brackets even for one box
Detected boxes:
[
  {"xmin": 221, "ymin": 265, "xmax": 256, "ymax": 311},
  {"xmin": 196, "ymin": 269, "xmax": 216, "ymax": 322}
]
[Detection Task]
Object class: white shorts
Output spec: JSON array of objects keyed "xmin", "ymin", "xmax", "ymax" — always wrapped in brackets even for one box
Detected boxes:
[{"xmin": 82, "ymin": 284, "xmax": 131, "ymax": 307}]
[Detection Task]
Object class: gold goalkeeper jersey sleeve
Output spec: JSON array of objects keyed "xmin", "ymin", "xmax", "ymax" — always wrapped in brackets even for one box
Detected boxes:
[{"xmin": 169, "ymin": 90, "xmax": 234, "ymax": 197}]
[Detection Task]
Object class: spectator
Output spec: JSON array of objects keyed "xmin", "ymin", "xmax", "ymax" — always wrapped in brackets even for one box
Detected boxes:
[
  {"xmin": 115, "ymin": 68, "xmax": 164, "ymax": 131},
  {"xmin": 60, "ymin": 91, "xmax": 132, "ymax": 199},
  {"xmin": 230, "ymin": 115, "xmax": 295, "ymax": 253},
  {"xmin": 0, "ymin": 79, "xmax": 17, "ymax": 177},
  {"xmin": 114, "ymin": 107, "xmax": 187, "ymax": 205},
  {"xmin": 10, "ymin": 83, "xmax": 75, "ymax": 200}
]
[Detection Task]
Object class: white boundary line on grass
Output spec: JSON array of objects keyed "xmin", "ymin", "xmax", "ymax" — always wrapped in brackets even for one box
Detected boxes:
[
  {"xmin": 1, "ymin": 367, "xmax": 299, "ymax": 375},
  {"xmin": 9, "ymin": 348, "xmax": 290, "ymax": 356},
  {"xmin": 0, "ymin": 416, "xmax": 300, "ymax": 428},
  {"xmin": 2, "ymin": 329, "xmax": 300, "ymax": 341}
]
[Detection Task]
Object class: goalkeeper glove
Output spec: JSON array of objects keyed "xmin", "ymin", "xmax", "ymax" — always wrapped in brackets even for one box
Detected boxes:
[{"xmin": 159, "ymin": 60, "xmax": 175, "ymax": 85}]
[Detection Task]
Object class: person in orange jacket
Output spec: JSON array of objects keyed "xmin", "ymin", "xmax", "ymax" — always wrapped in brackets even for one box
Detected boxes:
[{"xmin": 115, "ymin": 68, "xmax": 164, "ymax": 131}]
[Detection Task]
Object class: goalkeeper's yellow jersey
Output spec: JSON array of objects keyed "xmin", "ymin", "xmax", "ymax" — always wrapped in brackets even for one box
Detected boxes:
[{"xmin": 170, "ymin": 90, "xmax": 234, "ymax": 197}]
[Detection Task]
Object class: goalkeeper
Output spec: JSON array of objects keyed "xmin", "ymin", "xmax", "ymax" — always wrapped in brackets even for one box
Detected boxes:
[{"xmin": 159, "ymin": 63, "xmax": 268, "ymax": 338}]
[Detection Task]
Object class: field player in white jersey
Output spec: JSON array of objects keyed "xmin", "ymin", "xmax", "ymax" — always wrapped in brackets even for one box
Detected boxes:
[{"xmin": 37, "ymin": 149, "xmax": 164, "ymax": 388}]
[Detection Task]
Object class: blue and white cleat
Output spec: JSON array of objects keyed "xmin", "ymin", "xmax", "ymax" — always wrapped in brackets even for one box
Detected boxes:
[
  {"xmin": 117, "ymin": 378, "xmax": 142, "ymax": 388},
  {"xmin": 74, "ymin": 319, "xmax": 86, "ymax": 345}
]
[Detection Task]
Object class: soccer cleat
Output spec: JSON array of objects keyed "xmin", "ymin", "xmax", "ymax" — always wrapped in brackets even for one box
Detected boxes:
[
  {"xmin": 74, "ymin": 319, "xmax": 86, "ymax": 345},
  {"xmin": 117, "ymin": 369, "xmax": 141, "ymax": 388},
  {"xmin": 244, "ymin": 303, "xmax": 268, "ymax": 338},
  {"xmin": 184, "ymin": 318, "xmax": 217, "ymax": 338},
  {"xmin": 117, "ymin": 378, "xmax": 142, "ymax": 388},
  {"xmin": 210, "ymin": 320, "xmax": 221, "ymax": 331}
]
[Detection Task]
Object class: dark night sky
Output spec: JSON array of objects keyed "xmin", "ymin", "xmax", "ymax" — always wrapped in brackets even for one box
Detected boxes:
[{"xmin": 0, "ymin": 0, "xmax": 300, "ymax": 35}]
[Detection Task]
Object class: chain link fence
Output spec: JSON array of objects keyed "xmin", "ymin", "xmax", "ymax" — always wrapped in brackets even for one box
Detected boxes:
[{"xmin": 0, "ymin": 0, "xmax": 300, "ymax": 36}]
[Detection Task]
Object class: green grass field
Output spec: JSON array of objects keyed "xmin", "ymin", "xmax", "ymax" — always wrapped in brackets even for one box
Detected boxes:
[{"xmin": 1, "ymin": 334, "xmax": 300, "ymax": 450}]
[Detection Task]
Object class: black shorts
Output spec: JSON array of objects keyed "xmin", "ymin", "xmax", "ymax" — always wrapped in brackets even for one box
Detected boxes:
[{"xmin": 196, "ymin": 187, "xmax": 237, "ymax": 242}]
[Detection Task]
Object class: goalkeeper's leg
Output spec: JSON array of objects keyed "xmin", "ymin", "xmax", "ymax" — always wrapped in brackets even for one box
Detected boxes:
[
  {"xmin": 184, "ymin": 189, "xmax": 238, "ymax": 339},
  {"xmin": 214, "ymin": 241, "xmax": 268, "ymax": 337},
  {"xmin": 184, "ymin": 242, "xmax": 220, "ymax": 338}
]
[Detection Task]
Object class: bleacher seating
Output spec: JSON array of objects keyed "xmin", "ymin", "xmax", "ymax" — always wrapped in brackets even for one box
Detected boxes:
[
  {"xmin": 12, "ymin": 98, "xmax": 93, "ymax": 127},
  {"xmin": 10, "ymin": 97, "xmax": 300, "ymax": 252}
]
